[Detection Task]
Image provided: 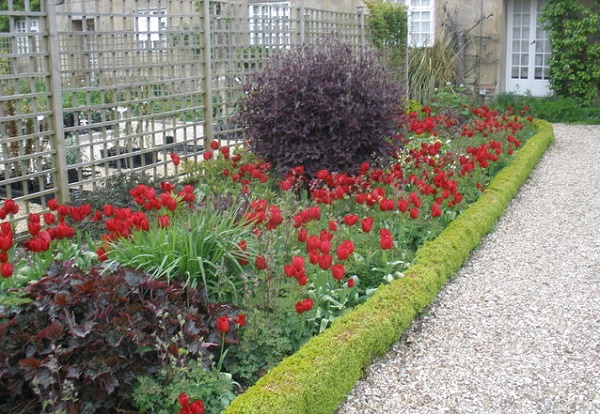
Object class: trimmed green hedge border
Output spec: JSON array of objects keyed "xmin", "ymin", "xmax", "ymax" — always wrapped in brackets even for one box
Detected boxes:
[{"xmin": 224, "ymin": 120, "xmax": 555, "ymax": 414}]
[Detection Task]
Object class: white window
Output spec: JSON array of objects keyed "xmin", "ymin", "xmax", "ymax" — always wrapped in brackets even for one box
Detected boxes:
[
  {"xmin": 136, "ymin": 9, "xmax": 167, "ymax": 49},
  {"xmin": 15, "ymin": 18, "xmax": 39, "ymax": 54},
  {"xmin": 249, "ymin": 2, "xmax": 291, "ymax": 46},
  {"xmin": 406, "ymin": 0, "xmax": 434, "ymax": 47}
]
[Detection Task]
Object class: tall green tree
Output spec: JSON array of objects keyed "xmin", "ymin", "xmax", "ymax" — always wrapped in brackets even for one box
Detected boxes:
[{"xmin": 365, "ymin": 0, "xmax": 408, "ymax": 84}]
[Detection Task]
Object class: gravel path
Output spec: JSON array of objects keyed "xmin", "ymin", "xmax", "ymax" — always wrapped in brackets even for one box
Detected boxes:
[{"xmin": 337, "ymin": 124, "xmax": 600, "ymax": 414}]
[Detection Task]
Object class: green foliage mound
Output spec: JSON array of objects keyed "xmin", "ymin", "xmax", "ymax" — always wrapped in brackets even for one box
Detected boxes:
[
  {"xmin": 492, "ymin": 93, "xmax": 600, "ymax": 124},
  {"xmin": 234, "ymin": 40, "xmax": 403, "ymax": 177},
  {"xmin": 540, "ymin": 0, "xmax": 600, "ymax": 105}
]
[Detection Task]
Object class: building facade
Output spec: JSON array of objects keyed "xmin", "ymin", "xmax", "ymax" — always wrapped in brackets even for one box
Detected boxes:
[{"xmin": 390, "ymin": 0, "xmax": 551, "ymax": 97}]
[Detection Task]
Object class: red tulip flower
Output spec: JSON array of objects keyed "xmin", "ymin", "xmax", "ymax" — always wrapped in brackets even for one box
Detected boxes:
[
  {"xmin": 170, "ymin": 152, "xmax": 181, "ymax": 166},
  {"xmin": 297, "ymin": 228, "xmax": 308, "ymax": 242},
  {"xmin": 295, "ymin": 298, "xmax": 314, "ymax": 314},
  {"xmin": 398, "ymin": 198, "xmax": 409, "ymax": 213},
  {"xmin": 318, "ymin": 253, "xmax": 332, "ymax": 270},
  {"xmin": 3, "ymin": 199, "xmax": 19, "ymax": 214},
  {"xmin": 361, "ymin": 217, "xmax": 374, "ymax": 232},
  {"xmin": 409, "ymin": 207, "xmax": 419, "ymax": 219},
  {"xmin": 0, "ymin": 235, "xmax": 12, "ymax": 252},
  {"xmin": 379, "ymin": 228, "xmax": 394, "ymax": 250},
  {"xmin": 233, "ymin": 313, "xmax": 246, "ymax": 327},
  {"xmin": 178, "ymin": 392, "xmax": 205, "ymax": 414},
  {"xmin": 343, "ymin": 214, "xmax": 359, "ymax": 226},
  {"xmin": 43, "ymin": 212, "xmax": 56, "ymax": 225},
  {"xmin": 96, "ymin": 247, "xmax": 108, "ymax": 262},
  {"xmin": 254, "ymin": 255, "xmax": 267, "ymax": 270},
  {"xmin": 332, "ymin": 263, "xmax": 345, "ymax": 281},
  {"xmin": 216, "ymin": 315, "xmax": 230, "ymax": 334},
  {"xmin": 0, "ymin": 262, "xmax": 13, "ymax": 278},
  {"xmin": 431, "ymin": 203, "xmax": 442, "ymax": 218},
  {"xmin": 45, "ymin": 198, "xmax": 58, "ymax": 211},
  {"xmin": 158, "ymin": 215, "xmax": 170, "ymax": 228}
]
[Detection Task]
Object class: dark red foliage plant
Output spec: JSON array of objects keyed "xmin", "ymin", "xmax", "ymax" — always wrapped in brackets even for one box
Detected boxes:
[
  {"xmin": 234, "ymin": 38, "xmax": 404, "ymax": 178},
  {"xmin": 0, "ymin": 261, "xmax": 239, "ymax": 414}
]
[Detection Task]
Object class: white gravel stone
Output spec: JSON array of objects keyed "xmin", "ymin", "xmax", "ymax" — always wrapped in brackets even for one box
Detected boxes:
[{"xmin": 337, "ymin": 124, "xmax": 600, "ymax": 414}]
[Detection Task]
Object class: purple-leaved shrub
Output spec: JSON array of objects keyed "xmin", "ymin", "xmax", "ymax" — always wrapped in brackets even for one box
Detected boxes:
[
  {"xmin": 235, "ymin": 39, "xmax": 403, "ymax": 177},
  {"xmin": 0, "ymin": 261, "xmax": 240, "ymax": 413}
]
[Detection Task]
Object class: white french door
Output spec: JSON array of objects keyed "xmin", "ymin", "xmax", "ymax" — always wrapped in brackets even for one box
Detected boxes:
[{"xmin": 506, "ymin": 0, "xmax": 551, "ymax": 96}]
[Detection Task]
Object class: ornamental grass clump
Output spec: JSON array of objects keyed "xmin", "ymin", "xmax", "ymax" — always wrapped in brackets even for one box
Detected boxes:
[
  {"xmin": 234, "ymin": 39, "xmax": 403, "ymax": 177},
  {"xmin": 105, "ymin": 201, "xmax": 256, "ymax": 305}
]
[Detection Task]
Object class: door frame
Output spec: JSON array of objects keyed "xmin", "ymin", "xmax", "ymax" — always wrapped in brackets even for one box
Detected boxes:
[{"xmin": 505, "ymin": 0, "xmax": 551, "ymax": 96}]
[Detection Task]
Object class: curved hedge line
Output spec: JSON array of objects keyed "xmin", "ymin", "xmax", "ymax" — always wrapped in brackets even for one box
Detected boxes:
[{"xmin": 224, "ymin": 120, "xmax": 555, "ymax": 414}]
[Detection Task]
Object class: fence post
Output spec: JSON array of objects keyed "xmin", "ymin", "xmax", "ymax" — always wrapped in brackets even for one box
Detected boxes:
[
  {"xmin": 202, "ymin": 0, "xmax": 214, "ymax": 149},
  {"xmin": 46, "ymin": 0, "xmax": 70, "ymax": 204},
  {"xmin": 298, "ymin": 0, "xmax": 305, "ymax": 44},
  {"xmin": 358, "ymin": 6, "xmax": 366, "ymax": 57}
]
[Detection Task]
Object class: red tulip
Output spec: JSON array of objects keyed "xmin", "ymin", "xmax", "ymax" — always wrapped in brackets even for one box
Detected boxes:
[
  {"xmin": 332, "ymin": 263, "xmax": 345, "ymax": 281},
  {"xmin": 0, "ymin": 262, "xmax": 13, "ymax": 278},
  {"xmin": 295, "ymin": 298, "xmax": 314, "ymax": 314},
  {"xmin": 379, "ymin": 228, "xmax": 394, "ymax": 250},
  {"xmin": 158, "ymin": 215, "xmax": 170, "ymax": 228},
  {"xmin": 336, "ymin": 246, "xmax": 350, "ymax": 261},
  {"xmin": 297, "ymin": 228, "xmax": 308, "ymax": 243},
  {"xmin": 409, "ymin": 207, "xmax": 419, "ymax": 219},
  {"xmin": 0, "ymin": 234, "xmax": 13, "ymax": 252},
  {"xmin": 233, "ymin": 314, "xmax": 246, "ymax": 327},
  {"xmin": 216, "ymin": 315, "xmax": 230, "ymax": 334},
  {"xmin": 343, "ymin": 214, "xmax": 359, "ymax": 226},
  {"xmin": 178, "ymin": 392, "xmax": 190, "ymax": 408},
  {"xmin": 28, "ymin": 221, "xmax": 41, "ymax": 236},
  {"xmin": 43, "ymin": 212, "xmax": 56, "ymax": 225},
  {"xmin": 431, "ymin": 203, "xmax": 442, "ymax": 218},
  {"xmin": 96, "ymin": 247, "xmax": 108, "ymax": 262},
  {"xmin": 160, "ymin": 181, "xmax": 174, "ymax": 193},
  {"xmin": 254, "ymin": 255, "xmax": 267, "ymax": 270},
  {"xmin": 170, "ymin": 152, "xmax": 181, "ymax": 166},
  {"xmin": 319, "ymin": 240, "xmax": 331, "ymax": 254},
  {"xmin": 292, "ymin": 256, "xmax": 305, "ymax": 271},
  {"xmin": 398, "ymin": 199, "xmax": 409, "ymax": 213},
  {"xmin": 306, "ymin": 235, "xmax": 321, "ymax": 252},
  {"xmin": 3, "ymin": 199, "xmax": 19, "ymax": 214},
  {"xmin": 189, "ymin": 400, "xmax": 205, "ymax": 414},
  {"xmin": 318, "ymin": 254, "xmax": 332, "ymax": 270},
  {"xmin": 361, "ymin": 217, "xmax": 374, "ymax": 232}
]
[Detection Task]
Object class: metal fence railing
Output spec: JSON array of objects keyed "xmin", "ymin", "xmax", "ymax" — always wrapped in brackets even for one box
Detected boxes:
[{"xmin": 0, "ymin": 0, "xmax": 365, "ymax": 229}]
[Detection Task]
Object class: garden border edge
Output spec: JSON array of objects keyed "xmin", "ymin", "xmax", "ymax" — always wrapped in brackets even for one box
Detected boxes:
[{"xmin": 223, "ymin": 119, "xmax": 555, "ymax": 414}]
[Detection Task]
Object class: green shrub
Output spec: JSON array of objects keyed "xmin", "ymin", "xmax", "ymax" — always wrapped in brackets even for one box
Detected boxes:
[
  {"xmin": 234, "ymin": 39, "xmax": 403, "ymax": 177},
  {"xmin": 491, "ymin": 93, "xmax": 600, "ymax": 124},
  {"xmin": 365, "ymin": 0, "xmax": 408, "ymax": 82},
  {"xmin": 133, "ymin": 359, "xmax": 237, "ymax": 414},
  {"xmin": 540, "ymin": 0, "xmax": 600, "ymax": 105}
]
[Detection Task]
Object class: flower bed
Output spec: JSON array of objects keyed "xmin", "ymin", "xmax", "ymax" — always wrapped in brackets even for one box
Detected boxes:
[
  {"xmin": 0, "ymin": 105, "xmax": 544, "ymax": 413},
  {"xmin": 223, "ymin": 119, "xmax": 554, "ymax": 414}
]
